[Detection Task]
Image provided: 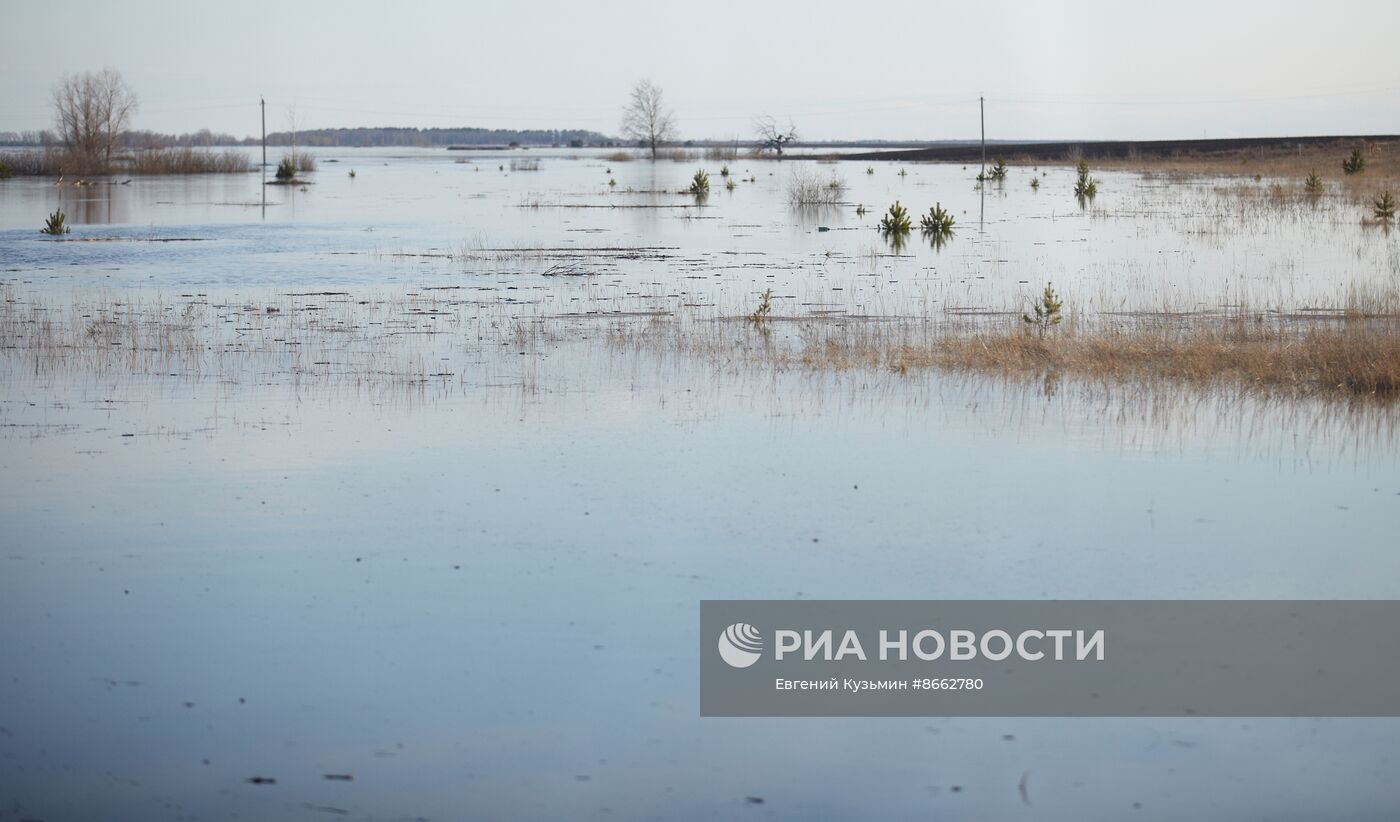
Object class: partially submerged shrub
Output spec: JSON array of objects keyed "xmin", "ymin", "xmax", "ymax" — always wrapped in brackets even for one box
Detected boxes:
[
  {"xmin": 688, "ymin": 169, "xmax": 710, "ymax": 194},
  {"xmin": 919, "ymin": 202, "xmax": 955, "ymax": 235},
  {"xmin": 787, "ymin": 168, "xmax": 846, "ymax": 206},
  {"xmin": 1305, "ymin": 170, "xmax": 1323, "ymax": 195},
  {"xmin": 41, "ymin": 209, "xmax": 71, "ymax": 235},
  {"xmin": 748, "ymin": 288, "xmax": 773, "ymax": 323},
  {"xmin": 1030, "ymin": 176, "xmax": 1040, "ymax": 190},
  {"xmin": 719, "ymin": 164, "xmax": 730, "ymax": 177},
  {"xmin": 1343, "ymin": 149, "xmax": 1365, "ymax": 175},
  {"xmin": 1073, "ymin": 159, "xmax": 1098, "ymax": 199},
  {"xmin": 0, "ymin": 161, "xmax": 10, "ymax": 180},
  {"xmin": 987, "ymin": 157, "xmax": 1008, "ymax": 181},
  {"xmin": 1376, "ymin": 191, "xmax": 1397, "ymax": 222},
  {"xmin": 1022, "ymin": 283, "xmax": 1064, "ymax": 334},
  {"xmin": 275, "ymin": 157, "xmax": 297, "ymax": 181},
  {"xmin": 877, "ymin": 201, "xmax": 912, "ymax": 235}
]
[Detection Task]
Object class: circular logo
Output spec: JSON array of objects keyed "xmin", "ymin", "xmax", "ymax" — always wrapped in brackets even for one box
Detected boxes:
[{"xmin": 718, "ymin": 623, "xmax": 763, "ymax": 668}]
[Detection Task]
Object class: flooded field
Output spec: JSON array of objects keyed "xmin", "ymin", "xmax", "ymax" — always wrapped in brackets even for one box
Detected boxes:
[{"xmin": 3, "ymin": 147, "xmax": 1400, "ymax": 820}]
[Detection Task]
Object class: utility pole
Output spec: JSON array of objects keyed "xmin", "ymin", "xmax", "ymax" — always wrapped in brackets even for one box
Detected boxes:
[
  {"xmin": 979, "ymin": 96, "xmax": 986, "ymax": 234},
  {"xmin": 260, "ymin": 97, "xmax": 266, "ymax": 215},
  {"xmin": 979, "ymin": 96, "xmax": 985, "ymax": 179}
]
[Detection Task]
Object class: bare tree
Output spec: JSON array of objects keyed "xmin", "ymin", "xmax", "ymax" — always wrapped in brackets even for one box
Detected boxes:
[
  {"xmin": 755, "ymin": 116, "xmax": 798, "ymax": 157},
  {"xmin": 52, "ymin": 68, "xmax": 138, "ymax": 170},
  {"xmin": 620, "ymin": 79, "xmax": 676, "ymax": 160}
]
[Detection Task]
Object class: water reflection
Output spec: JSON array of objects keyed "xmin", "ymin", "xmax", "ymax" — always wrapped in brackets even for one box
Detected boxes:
[
  {"xmin": 57, "ymin": 181, "xmax": 127, "ymax": 225},
  {"xmin": 883, "ymin": 230, "xmax": 909, "ymax": 254},
  {"xmin": 924, "ymin": 228, "xmax": 953, "ymax": 250}
]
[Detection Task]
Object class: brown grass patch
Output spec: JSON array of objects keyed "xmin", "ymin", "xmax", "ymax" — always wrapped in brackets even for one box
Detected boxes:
[
  {"xmin": 7, "ymin": 280, "xmax": 1400, "ymax": 404},
  {"xmin": 854, "ymin": 320, "xmax": 1400, "ymax": 399},
  {"xmin": 1066, "ymin": 140, "xmax": 1400, "ymax": 189},
  {"xmin": 126, "ymin": 147, "xmax": 251, "ymax": 174},
  {"xmin": 0, "ymin": 147, "xmax": 252, "ymax": 176}
]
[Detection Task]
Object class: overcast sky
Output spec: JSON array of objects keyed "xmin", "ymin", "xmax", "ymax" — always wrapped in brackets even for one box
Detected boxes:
[{"xmin": 3, "ymin": 0, "xmax": 1397, "ymax": 142}]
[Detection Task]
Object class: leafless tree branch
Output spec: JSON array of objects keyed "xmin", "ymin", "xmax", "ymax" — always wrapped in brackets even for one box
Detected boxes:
[
  {"xmin": 620, "ymin": 80, "xmax": 676, "ymax": 160},
  {"xmin": 52, "ymin": 67, "xmax": 137, "ymax": 172},
  {"xmin": 755, "ymin": 116, "xmax": 798, "ymax": 157}
]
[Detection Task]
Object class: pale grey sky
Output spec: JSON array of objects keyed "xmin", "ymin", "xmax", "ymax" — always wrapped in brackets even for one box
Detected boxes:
[{"xmin": 3, "ymin": 0, "xmax": 1397, "ymax": 141}]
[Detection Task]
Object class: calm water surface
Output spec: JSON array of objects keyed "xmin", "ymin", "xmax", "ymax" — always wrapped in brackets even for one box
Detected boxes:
[{"xmin": 2, "ymin": 148, "xmax": 1398, "ymax": 820}]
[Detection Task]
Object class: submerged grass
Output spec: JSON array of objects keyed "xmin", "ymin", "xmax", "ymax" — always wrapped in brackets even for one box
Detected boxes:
[
  {"xmin": 787, "ymin": 167, "xmax": 847, "ymax": 206},
  {"xmin": 830, "ymin": 318, "xmax": 1400, "ymax": 399},
  {"xmin": 1084, "ymin": 141, "xmax": 1400, "ymax": 207},
  {"xmin": 5, "ymin": 279, "xmax": 1399, "ymax": 404},
  {"xmin": 616, "ymin": 288, "xmax": 1400, "ymax": 403},
  {"xmin": 0, "ymin": 147, "xmax": 253, "ymax": 176},
  {"xmin": 126, "ymin": 147, "xmax": 251, "ymax": 174}
]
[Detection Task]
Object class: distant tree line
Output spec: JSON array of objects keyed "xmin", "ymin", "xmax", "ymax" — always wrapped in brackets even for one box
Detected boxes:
[
  {"xmin": 123, "ymin": 129, "xmax": 245, "ymax": 148},
  {"xmin": 256, "ymin": 127, "xmax": 614, "ymax": 147},
  {"xmin": 0, "ymin": 131, "xmax": 55, "ymax": 146},
  {"xmin": 1, "ymin": 126, "xmax": 614, "ymax": 149}
]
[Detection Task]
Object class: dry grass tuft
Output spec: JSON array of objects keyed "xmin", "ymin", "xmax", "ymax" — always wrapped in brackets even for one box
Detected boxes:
[
  {"xmin": 657, "ymin": 147, "xmax": 699, "ymax": 162},
  {"xmin": 787, "ymin": 167, "xmax": 848, "ymax": 206},
  {"xmin": 126, "ymin": 147, "xmax": 251, "ymax": 174},
  {"xmin": 861, "ymin": 320, "xmax": 1400, "ymax": 399},
  {"xmin": 0, "ymin": 147, "xmax": 252, "ymax": 176},
  {"xmin": 702, "ymin": 143, "xmax": 741, "ymax": 162}
]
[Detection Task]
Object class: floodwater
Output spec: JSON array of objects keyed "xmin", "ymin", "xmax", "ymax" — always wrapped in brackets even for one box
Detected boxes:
[{"xmin": 2, "ymin": 147, "xmax": 1399, "ymax": 821}]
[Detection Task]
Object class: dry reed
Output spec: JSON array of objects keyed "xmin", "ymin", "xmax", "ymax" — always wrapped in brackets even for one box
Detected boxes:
[
  {"xmin": 125, "ymin": 147, "xmax": 251, "ymax": 174},
  {"xmin": 835, "ymin": 319, "xmax": 1400, "ymax": 399},
  {"xmin": 6, "ymin": 282, "xmax": 1399, "ymax": 403}
]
